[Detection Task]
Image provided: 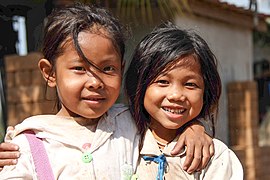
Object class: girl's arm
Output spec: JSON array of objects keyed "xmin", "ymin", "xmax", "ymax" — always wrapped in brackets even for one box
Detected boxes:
[
  {"xmin": 171, "ymin": 121, "xmax": 214, "ymax": 174},
  {"xmin": 0, "ymin": 126, "xmax": 20, "ymax": 171}
]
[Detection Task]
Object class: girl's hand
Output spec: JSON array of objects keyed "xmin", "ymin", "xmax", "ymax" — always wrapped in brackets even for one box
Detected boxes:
[
  {"xmin": 171, "ymin": 121, "xmax": 214, "ymax": 174},
  {"xmin": 0, "ymin": 142, "xmax": 20, "ymax": 171},
  {"xmin": 0, "ymin": 126, "xmax": 20, "ymax": 171}
]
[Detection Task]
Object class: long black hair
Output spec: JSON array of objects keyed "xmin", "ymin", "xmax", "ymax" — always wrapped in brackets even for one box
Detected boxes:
[{"xmin": 125, "ymin": 22, "xmax": 221, "ymax": 139}]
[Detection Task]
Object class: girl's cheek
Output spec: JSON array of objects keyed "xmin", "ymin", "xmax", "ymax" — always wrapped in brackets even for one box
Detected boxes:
[{"xmin": 189, "ymin": 92, "xmax": 204, "ymax": 103}]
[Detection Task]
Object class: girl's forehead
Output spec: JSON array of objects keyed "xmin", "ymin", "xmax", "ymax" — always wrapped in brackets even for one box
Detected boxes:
[
  {"xmin": 62, "ymin": 25, "xmax": 109, "ymax": 44},
  {"xmin": 163, "ymin": 54, "xmax": 200, "ymax": 72},
  {"xmin": 60, "ymin": 36, "xmax": 73, "ymax": 49},
  {"xmin": 83, "ymin": 25, "xmax": 109, "ymax": 37},
  {"xmin": 60, "ymin": 27, "xmax": 111, "ymax": 52}
]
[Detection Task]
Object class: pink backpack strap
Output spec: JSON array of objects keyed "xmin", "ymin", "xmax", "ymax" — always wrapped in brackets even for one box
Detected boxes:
[{"xmin": 24, "ymin": 130, "xmax": 54, "ymax": 180}]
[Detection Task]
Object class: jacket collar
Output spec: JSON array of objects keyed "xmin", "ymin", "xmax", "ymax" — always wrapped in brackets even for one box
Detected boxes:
[{"xmin": 140, "ymin": 129, "xmax": 186, "ymax": 157}]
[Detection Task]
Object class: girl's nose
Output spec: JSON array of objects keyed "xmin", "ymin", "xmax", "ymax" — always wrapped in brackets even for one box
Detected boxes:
[
  {"xmin": 85, "ymin": 71, "xmax": 104, "ymax": 89},
  {"xmin": 167, "ymin": 89, "xmax": 186, "ymax": 102}
]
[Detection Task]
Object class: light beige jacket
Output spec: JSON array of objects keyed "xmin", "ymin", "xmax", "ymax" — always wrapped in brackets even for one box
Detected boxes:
[
  {"xmin": 0, "ymin": 104, "xmax": 139, "ymax": 180},
  {"xmin": 135, "ymin": 129, "xmax": 243, "ymax": 180}
]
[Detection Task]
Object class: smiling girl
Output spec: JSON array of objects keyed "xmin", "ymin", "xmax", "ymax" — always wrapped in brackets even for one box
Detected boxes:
[{"xmin": 125, "ymin": 22, "xmax": 243, "ymax": 179}]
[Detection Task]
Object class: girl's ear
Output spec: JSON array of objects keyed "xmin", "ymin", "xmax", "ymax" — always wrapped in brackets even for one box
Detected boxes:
[{"xmin": 38, "ymin": 58, "xmax": 56, "ymax": 87}]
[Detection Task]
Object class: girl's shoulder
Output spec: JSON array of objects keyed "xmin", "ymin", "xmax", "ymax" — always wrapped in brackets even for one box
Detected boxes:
[
  {"xmin": 202, "ymin": 139, "xmax": 244, "ymax": 178},
  {"xmin": 10, "ymin": 115, "xmax": 68, "ymax": 137},
  {"xmin": 15, "ymin": 115, "xmax": 64, "ymax": 128},
  {"xmin": 212, "ymin": 138, "xmax": 232, "ymax": 155},
  {"xmin": 212, "ymin": 138, "xmax": 243, "ymax": 169}
]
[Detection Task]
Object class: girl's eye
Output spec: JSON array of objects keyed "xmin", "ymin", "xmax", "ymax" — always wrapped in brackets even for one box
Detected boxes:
[
  {"xmin": 185, "ymin": 82, "xmax": 198, "ymax": 88},
  {"xmin": 156, "ymin": 80, "xmax": 169, "ymax": 85},
  {"xmin": 103, "ymin": 66, "xmax": 116, "ymax": 73},
  {"xmin": 74, "ymin": 66, "xmax": 86, "ymax": 71}
]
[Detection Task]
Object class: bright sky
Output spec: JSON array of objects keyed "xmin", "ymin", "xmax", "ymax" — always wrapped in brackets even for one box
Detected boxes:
[{"xmin": 221, "ymin": 0, "xmax": 270, "ymax": 14}]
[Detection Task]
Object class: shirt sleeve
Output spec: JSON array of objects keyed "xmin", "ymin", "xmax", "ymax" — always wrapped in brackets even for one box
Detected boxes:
[{"xmin": 202, "ymin": 139, "xmax": 244, "ymax": 180}]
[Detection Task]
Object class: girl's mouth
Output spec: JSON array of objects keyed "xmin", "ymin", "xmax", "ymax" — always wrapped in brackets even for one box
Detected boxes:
[{"xmin": 162, "ymin": 107, "xmax": 185, "ymax": 114}]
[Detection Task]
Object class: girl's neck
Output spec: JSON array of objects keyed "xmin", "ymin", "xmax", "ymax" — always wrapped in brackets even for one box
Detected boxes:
[
  {"xmin": 56, "ymin": 110, "xmax": 100, "ymax": 126},
  {"xmin": 150, "ymin": 122, "xmax": 178, "ymax": 150},
  {"xmin": 75, "ymin": 117, "xmax": 100, "ymax": 126}
]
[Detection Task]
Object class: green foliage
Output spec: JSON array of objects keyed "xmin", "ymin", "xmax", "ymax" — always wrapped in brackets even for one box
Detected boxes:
[
  {"xmin": 58, "ymin": 0, "xmax": 190, "ymax": 24},
  {"xmin": 115, "ymin": 0, "xmax": 190, "ymax": 24}
]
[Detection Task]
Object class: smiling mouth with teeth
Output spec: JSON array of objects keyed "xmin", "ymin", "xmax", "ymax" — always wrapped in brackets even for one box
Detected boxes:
[{"xmin": 162, "ymin": 107, "xmax": 185, "ymax": 114}]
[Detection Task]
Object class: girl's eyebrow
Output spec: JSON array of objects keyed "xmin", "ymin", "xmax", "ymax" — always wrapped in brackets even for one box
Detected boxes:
[
  {"xmin": 98, "ymin": 58, "xmax": 120, "ymax": 65},
  {"xmin": 184, "ymin": 73, "xmax": 202, "ymax": 78},
  {"xmin": 70, "ymin": 58, "xmax": 84, "ymax": 63}
]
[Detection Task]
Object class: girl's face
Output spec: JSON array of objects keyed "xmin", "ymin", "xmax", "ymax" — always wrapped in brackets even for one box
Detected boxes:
[
  {"xmin": 144, "ymin": 55, "xmax": 204, "ymax": 139},
  {"xmin": 50, "ymin": 31, "xmax": 122, "ymax": 121}
]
